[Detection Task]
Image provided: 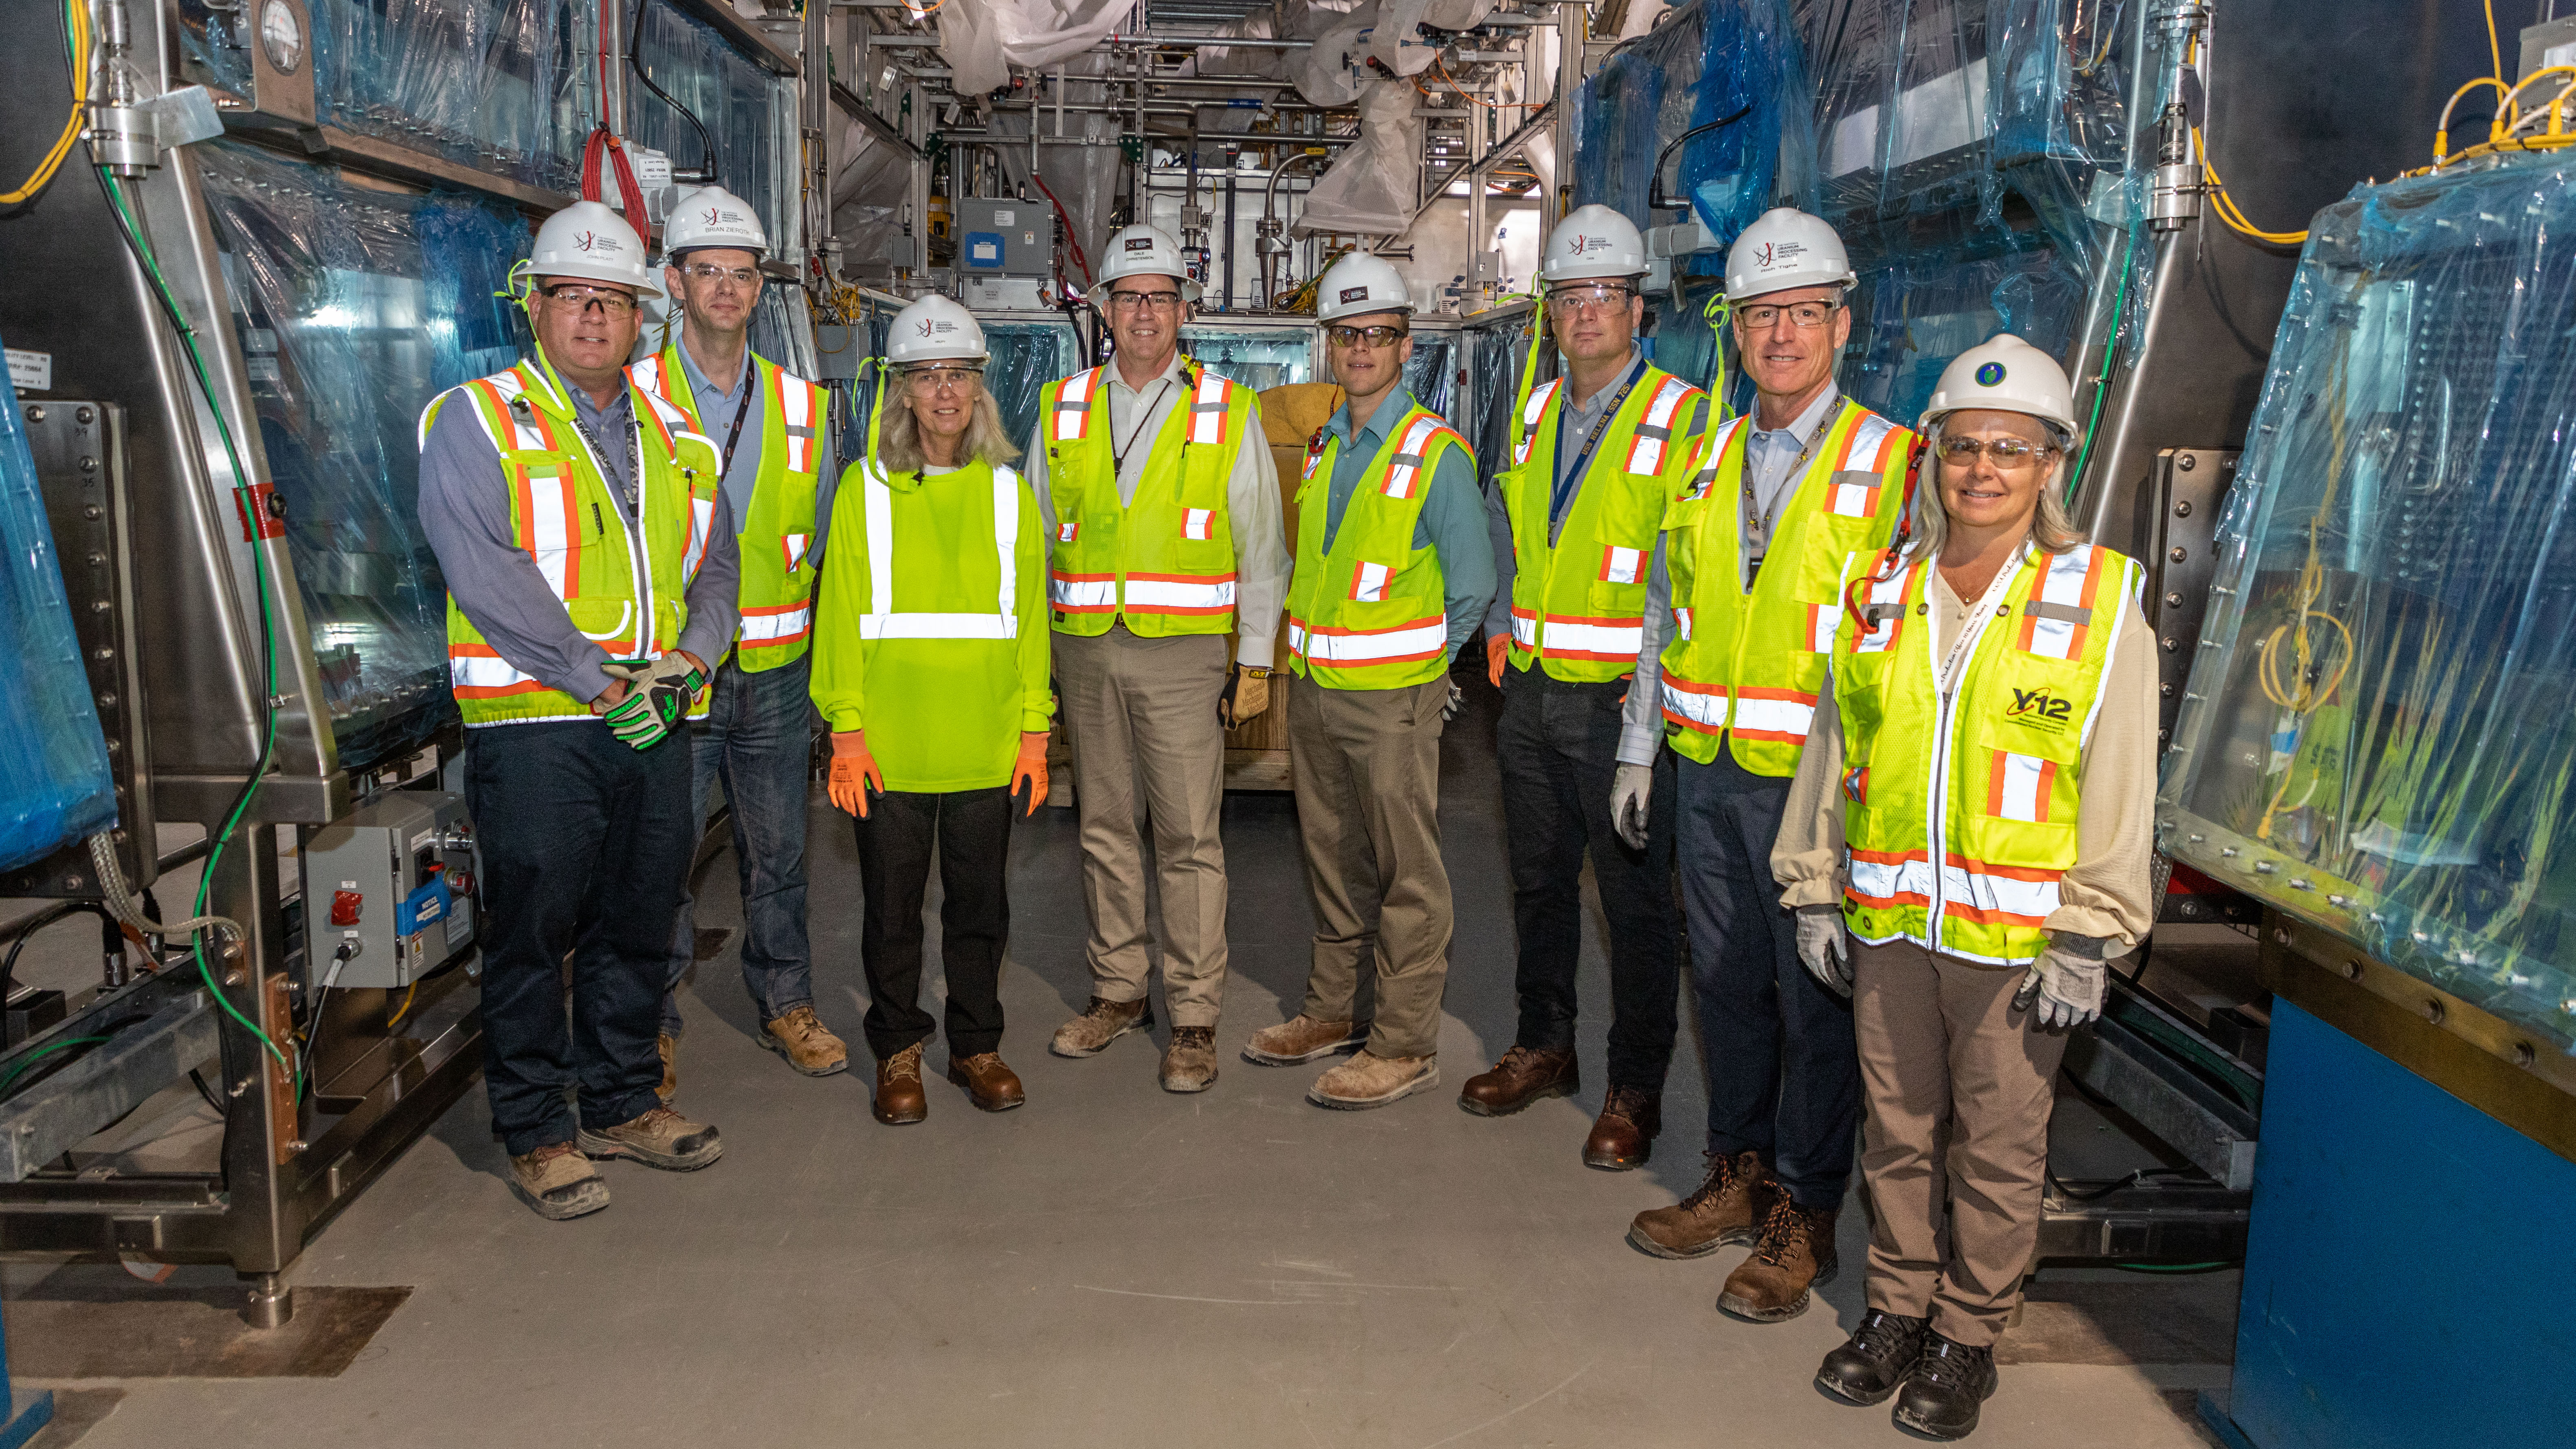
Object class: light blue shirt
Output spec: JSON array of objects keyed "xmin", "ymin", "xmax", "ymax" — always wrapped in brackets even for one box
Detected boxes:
[
  {"xmin": 1319, "ymin": 387, "xmax": 1496, "ymax": 662},
  {"xmin": 1742, "ymin": 383, "xmax": 1842, "ymax": 577},
  {"xmin": 673, "ymin": 341, "xmax": 765, "ymax": 534}
]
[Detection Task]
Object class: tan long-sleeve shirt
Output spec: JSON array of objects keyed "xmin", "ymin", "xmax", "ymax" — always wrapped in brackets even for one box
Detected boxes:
[{"xmin": 1771, "ymin": 561, "xmax": 2161, "ymax": 951}]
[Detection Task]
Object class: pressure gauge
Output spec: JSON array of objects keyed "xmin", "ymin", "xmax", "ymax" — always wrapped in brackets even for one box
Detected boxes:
[{"xmin": 258, "ymin": 0, "xmax": 305, "ymax": 75}]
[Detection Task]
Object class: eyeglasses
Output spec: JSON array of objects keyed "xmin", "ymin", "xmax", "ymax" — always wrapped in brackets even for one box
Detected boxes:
[
  {"xmin": 1106, "ymin": 289, "xmax": 1184, "ymax": 314},
  {"xmin": 541, "ymin": 284, "xmax": 639, "ymax": 317},
  {"xmin": 905, "ymin": 366, "xmax": 985, "ymax": 395},
  {"xmin": 1735, "ymin": 301, "xmax": 1840, "ymax": 330},
  {"xmin": 1935, "ymin": 435, "xmax": 2057, "ymax": 468},
  {"xmin": 1546, "ymin": 284, "xmax": 1636, "ymax": 316},
  {"xmin": 678, "ymin": 262, "xmax": 760, "ymax": 288},
  {"xmin": 1326, "ymin": 324, "xmax": 1409, "ymax": 350}
]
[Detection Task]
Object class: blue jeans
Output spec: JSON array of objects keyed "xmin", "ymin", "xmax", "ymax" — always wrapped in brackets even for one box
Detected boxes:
[
  {"xmin": 1675, "ymin": 748, "xmax": 1862, "ymax": 1212},
  {"xmin": 468, "ymin": 720, "xmax": 694, "ymax": 1157},
  {"xmin": 662, "ymin": 653, "xmax": 816, "ymax": 1034}
]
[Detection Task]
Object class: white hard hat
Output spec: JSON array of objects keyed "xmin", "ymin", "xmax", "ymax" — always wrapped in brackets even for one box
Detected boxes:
[
  {"xmin": 1090, "ymin": 224, "xmax": 1203, "ymax": 304},
  {"xmin": 523, "ymin": 200, "xmax": 662, "ymax": 299},
  {"xmin": 1314, "ymin": 251, "xmax": 1413, "ymax": 323},
  {"xmin": 1921, "ymin": 334, "xmax": 2079, "ymax": 437},
  {"xmin": 1540, "ymin": 204, "xmax": 1648, "ymax": 284},
  {"xmin": 663, "ymin": 185, "xmax": 768, "ymax": 257},
  {"xmin": 886, "ymin": 295, "xmax": 988, "ymax": 366},
  {"xmin": 1723, "ymin": 207, "xmax": 1855, "ymax": 303}
]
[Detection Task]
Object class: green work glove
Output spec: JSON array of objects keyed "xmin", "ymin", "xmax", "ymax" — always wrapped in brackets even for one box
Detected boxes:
[{"xmin": 596, "ymin": 655, "xmax": 704, "ymax": 752}]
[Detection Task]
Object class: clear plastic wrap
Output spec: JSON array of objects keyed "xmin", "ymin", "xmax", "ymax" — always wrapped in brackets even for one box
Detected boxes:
[
  {"xmin": 0, "ymin": 338, "xmax": 117, "ymax": 871},
  {"xmin": 1181, "ymin": 328, "xmax": 1316, "ymax": 393},
  {"xmin": 1575, "ymin": 0, "xmax": 1817, "ymax": 248},
  {"xmin": 2158, "ymin": 154, "xmax": 2576, "ymax": 1056},
  {"xmin": 311, "ymin": 0, "xmax": 603, "ymax": 192},
  {"xmin": 1843, "ymin": 235, "xmax": 2087, "ymax": 425},
  {"xmin": 1295, "ymin": 82, "xmax": 1422, "ymax": 237},
  {"xmin": 631, "ymin": 0, "xmax": 801, "ymax": 257},
  {"xmin": 195, "ymin": 140, "xmax": 534, "ymax": 773},
  {"xmin": 985, "ymin": 319, "xmax": 1083, "ymax": 456}
]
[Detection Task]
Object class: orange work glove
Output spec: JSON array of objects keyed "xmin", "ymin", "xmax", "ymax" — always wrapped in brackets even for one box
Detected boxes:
[
  {"xmin": 1485, "ymin": 632, "xmax": 1508, "ymax": 688},
  {"xmin": 1011, "ymin": 731, "xmax": 1051, "ymax": 816},
  {"xmin": 828, "ymin": 730, "xmax": 884, "ymax": 818}
]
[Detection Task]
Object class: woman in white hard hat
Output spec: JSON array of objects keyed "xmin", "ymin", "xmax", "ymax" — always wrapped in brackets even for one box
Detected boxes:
[
  {"xmin": 1769, "ymin": 335, "xmax": 2157, "ymax": 1440},
  {"xmin": 808, "ymin": 295, "xmax": 1053, "ymax": 1126}
]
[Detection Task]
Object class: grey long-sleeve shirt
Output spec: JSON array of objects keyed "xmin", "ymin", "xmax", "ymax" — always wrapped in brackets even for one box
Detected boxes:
[
  {"xmin": 1484, "ymin": 348, "xmax": 1710, "ymax": 765},
  {"xmin": 419, "ymin": 371, "xmax": 741, "ymax": 706},
  {"xmin": 1021, "ymin": 352, "xmax": 1290, "ymax": 668},
  {"xmin": 1317, "ymin": 387, "xmax": 1495, "ymax": 662},
  {"xmin": 673, "ymin": 340, "xmax": 840, "ymax": 572}
]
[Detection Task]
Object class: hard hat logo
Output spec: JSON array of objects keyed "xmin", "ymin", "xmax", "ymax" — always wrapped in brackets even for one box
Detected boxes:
[
  {"xmin": 1339, "ymin": 286, "xmax": 1369, "ymax": 303},
  {"xmin": 1540, "ymin": 205, "xmax": 1646, "ymax": 284},
  {"xmin": 1125, "ymin": 237, "xmax": 1154, "ymax": 252},
  {"xmin": 1724, "ymin": 208, "xmax": 1853, "ymax": 303},
  {"xmin": 575, "ymin": 231, "xmax": 599, "ymax": 253},
  {"xmin": 703, "ymin": 207, "xmax": 723, "ymax": 227},
  {"xmin": 1976, "ymin": 361, "xmax": 2007, "ymax": 386}
]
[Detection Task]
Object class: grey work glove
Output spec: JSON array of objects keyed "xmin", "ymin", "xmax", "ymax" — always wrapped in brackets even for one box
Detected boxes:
[
  {"xmin": 1795, "ymin": 904, "xmax": 1851, "ymax": 996},
  {"xmin": 1611, "ymin": 763, "xmax": 1655, "ymax": 850},
  {"xmin": 595, "ymin": 653, "xmax": 704, "ymax": 752},
  {"xmin": 1442, "ymin": 678, "xmax": 1465, "ymax": 722},
  {"xmin": 2013, "ymin": 934, "xmax": 2110, "ymax": 1030}
]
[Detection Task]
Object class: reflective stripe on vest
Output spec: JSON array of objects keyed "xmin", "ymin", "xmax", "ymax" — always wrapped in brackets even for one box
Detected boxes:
[
  {"xmin": 1380, "ymin": 414, "xmax": 1453, "ymax": 501},
  {"xmin": 1286, "ymin": 614, "xmax": 1446, "ymax": 668},
  {"xmin": 1188, "ymin": 369, "xmax": 1233, "ymax": 445},
  {"xmin": 740, "ymin": 601, "xmax": 812, "ymax": 648},
  {"xmin": 1511, "ymin": 378, "xmax": 1562, "ymax": 466},
  {"xmin": 1052, "ymin": 366, "xmax": 1103, "ymax": 441},
  {"xmin": 1620, "ymin": 376, "xmax": 1693, "ymax": 475},
  {"xmin": 859, "ymin": 463, "xmax": 1024, "ymax": 640},
  {"xmin": 1284, "ymin": 400, "xmax": 1462, "ymax": 690},
  {"xmin": 774, "ymin": 366, "xmax": 818, "ymax": 474}
]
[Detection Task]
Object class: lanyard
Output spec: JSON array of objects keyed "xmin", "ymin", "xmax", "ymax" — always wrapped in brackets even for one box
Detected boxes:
[
  {"xmin": 565, "ymin": 399, "xmax": 641, "ymax": 512},
  {"xmin": 1550, "ymin": 356, "xmax": 1647, "ymax": 510},
  {"xmin": 1113, "ymin": 376, "xmax": 1177, "ymax": 479},
  {"xmin": 1936, "ymin": 550, "xmax": 2026, "ymax": 695},
  {"xmin": 717, "ymin": 383, "xmax": 753, "ymax": 479},
  {"xmin": 1743, "ymin": 398, "xmax": 1840, "ymax": 563}
]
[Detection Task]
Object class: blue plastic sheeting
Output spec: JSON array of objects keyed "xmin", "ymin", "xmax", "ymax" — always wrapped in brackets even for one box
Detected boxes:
[
  {"xmin": 1844, "ymin": 238, "xmax": 2086, "ymax": 425},
  {"xmin": 1574, "ymin": 0, "xmax": 1818, "ymax": 251},
  {"xmin": 987, "ymin": 322, "xmax": 1083, "ymax": 455},
  {"xmin": 632, "ymin": 0, "xmax": 800, "ymax": 258},
  {"xmin": 2160, "ymin": 154, "xmax": 2576, "ymax": 1055},
  {"xmin": 0, "ymin": 346, "xmax": 117, "ymax": 871},
  {"xmin": 196, "ymin": 140, "xmax": 532, "ymax": 774}
]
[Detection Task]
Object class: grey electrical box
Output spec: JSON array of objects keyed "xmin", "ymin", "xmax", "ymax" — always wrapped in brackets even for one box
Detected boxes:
[
  {"xmin": 302, "ymin": 792, "xmax": 479, "ymax": 990},
  {"xmin": 954, "ymin": 198, "xmax": 1051, "ymax": 276},
  {"xmin": 2521, "ymin": 17, "xmax": 2576, "ymax": 81}
]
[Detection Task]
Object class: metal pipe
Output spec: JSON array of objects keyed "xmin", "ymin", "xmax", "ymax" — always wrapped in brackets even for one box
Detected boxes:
[{"xmin": 1105, "ymin": 35, "xmax": 1317, "ymax": 48}]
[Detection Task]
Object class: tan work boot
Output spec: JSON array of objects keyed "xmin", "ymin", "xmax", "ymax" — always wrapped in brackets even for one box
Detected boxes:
[
  {"xmin": 656, "ymin": 1031, "xmax": 678, "ymax": 1104},
  {"xmin": 875, "ymin": 1042, "xmax": 928, "ymax": 1124},
  {"xmin": 1243, "ymin": 1014, "xmax": 1368, "ymax": 1066},
  {"xmin": 1051, "ymin": 995, "xmax": 1154, "ymax": 1058},
  {"xmin": 577, "ymin": 1105, "xmax": 724, "ymax": 1171},
  {"xmin": 509, "ymin": 1141, "xmax": 609, "ymax": 1220},
  {"xmin": 1307, "ymin": 1049, "xmax": 1439, "ymax": 1109},
  {"xmin": 1719, "ymin": 1196, "xmax": 1839, "ymax": 1322},
  {"xmin": 1161, "ymin": 1025, "xmax": 1218, "ymax": 1093},
  {"xmin": 762, "ymin": 1005, "xmax": 849, "ymax": 1076},
  {"xmin": 1628, "ymin": 1149, "xmax": 1779, "ymax": 1259}
]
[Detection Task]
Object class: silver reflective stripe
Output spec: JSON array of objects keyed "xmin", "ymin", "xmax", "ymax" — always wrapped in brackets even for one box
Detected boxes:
[
  {"xmin": 2022, "ymin": 600, "xmax": 2093, "ymax": 625},
  {"xmin": 858, "ymin": 463, "xmax": 1022, "ymax": 641}
]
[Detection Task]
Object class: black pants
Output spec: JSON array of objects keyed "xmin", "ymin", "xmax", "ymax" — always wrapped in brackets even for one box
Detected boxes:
[
  {"xmin": 852, "ymin": 787, "xmax": 1012, "ymax": 1061},
  {"xmin": 1496, "ymin": 667, "xmax": 1680, "ymax": 1088},
  {"xmin": 1675, "ymin": 748, "xmax": 1862, "ymax": 1211},
  {"xmin": 467, "ymin": 720, "xmax": 694, "ymax": 1158}
]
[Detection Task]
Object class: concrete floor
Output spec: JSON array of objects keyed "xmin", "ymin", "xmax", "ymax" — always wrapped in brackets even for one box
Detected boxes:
[{"xmin": 3, "ymin": 677, "xmax": 2227, "ymax": 1448}]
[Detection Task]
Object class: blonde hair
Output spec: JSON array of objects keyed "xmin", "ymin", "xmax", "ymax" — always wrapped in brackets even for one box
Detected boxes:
[
  {"xmin": 1903, "ymin": 417, "xmax": 2088, "ymax": 564},
  {"xmin": 876, "ymin": 375, "xmax": 1022, "ymax": 475}
]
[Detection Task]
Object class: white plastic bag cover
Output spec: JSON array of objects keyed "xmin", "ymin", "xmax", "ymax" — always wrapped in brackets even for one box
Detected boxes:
[
  {"xmin": 1293, "ymin": 81, "xmax": 1421, "ymax": 236},
  {"xmin": 938, "ymin": 0, "xmax": 1132, "ymax": 99},
  {"xmin": 1296, "ymin": 2, "xmax": 1377, "ymax": 106}
]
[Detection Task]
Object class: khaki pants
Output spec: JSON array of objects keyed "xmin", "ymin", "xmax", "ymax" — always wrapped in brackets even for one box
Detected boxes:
[
  {"xmin": 1851, "ymin": 935, "xmax": 2069, "ymax": 1348},
  {"xmin": 1286, "ymin": 671, "xmax": 1453, "ymax": 1060},
  {"xmin": 1055, "ymin": 628, "xmax": 1231, "ymax": 1027}
]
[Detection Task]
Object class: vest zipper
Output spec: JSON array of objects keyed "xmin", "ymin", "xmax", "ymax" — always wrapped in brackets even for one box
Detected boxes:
[
  {"xmin": 1923, "ymin": 558, "xmax": 2022, "ymax": 954},
  {"xmin": 626, "ymin": 415, "xmax": 654, "ymax": 660}
]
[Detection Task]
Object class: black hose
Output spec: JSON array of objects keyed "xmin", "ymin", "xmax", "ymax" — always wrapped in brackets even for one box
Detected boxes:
[
  {"xmin": 2, "ymin": 901, "xmax": 119, "ymax": 1003},
  {"xmin": 1648, "ymin": 104, "xmax": 1755, "ymax": 213},
  {"xmin": 630, "ymin": 0, "xmax": 719, "ymax": 183}
]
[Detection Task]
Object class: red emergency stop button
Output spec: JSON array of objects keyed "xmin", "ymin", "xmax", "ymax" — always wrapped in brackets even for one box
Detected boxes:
[{"xmin": 330, "ymin": 889, "xmax": 363, "ymax": 926}]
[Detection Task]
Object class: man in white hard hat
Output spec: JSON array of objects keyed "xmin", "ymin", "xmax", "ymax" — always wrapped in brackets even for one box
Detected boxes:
[
  {"xmin": 1243, "ymin": 251, "xmax": 1495, "ymax": 1109},
  {"xmin": 1027, "ymin": 223, "xmax": 1290, "ymax": 1094},
  {"xmin": 418, "ymin": 200, "xmax": 734, "ymax": 1220},
  {"xmin": 628, "ymin": 185, "xmax": 845, "ymax": 1099},
  {"xmin": 1466, "ymin": 202, "xmax": 1706, "ymax": 1169},
  {"xmin": 1621, "ymin": 206, "xmax": 1914, "ymax": 1324}
]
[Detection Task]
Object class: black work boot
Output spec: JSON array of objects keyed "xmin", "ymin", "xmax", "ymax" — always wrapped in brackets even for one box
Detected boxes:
[
  {"xmin": 1892, "ymin": 1330, "xmax": 1998, "ymax": 1440},
  {"xmin": 1815, "ymin": 1308, "xmax": 1929, "ymax": 1405}
]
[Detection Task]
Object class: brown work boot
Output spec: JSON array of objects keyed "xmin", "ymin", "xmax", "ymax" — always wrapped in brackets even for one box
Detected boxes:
[
  {"xmin": 1307, "ymin": 1049, "xmax": 1440, "ymax": 1109},
  {"xmin": 762, "ymin": 1005, "xmax": 849, "ymax": 1077},
  {"xmin": 1719, "ymin": 1195, "xmax": 1840, "ymax": 1322},
  {"xmin": 1242, "ymin": 1014, "xmax": 1367, "ymax": 1066},
  {"xmin": 1457, "ymin": 1045, "xmax": 1578, "ymax": 1117},
  {"xmin": 655, "ymin": 1031, "xmax": 678, "ymax": 1104},
  {"xmin": 1051, "ymin": 995, "xmax": 1155, "ymax": 1058},
  {"xmin": 577, "ymin": 1105, "xmax": 723, "ymax": 1171},
  {"xmin": 947, "ymin": 1052, "xmax": 1026, "ymax": 1111},
  {"xmin": 508, "ymin": 1141, "xmax": 609, "ymax": 1220},
  {"xmin": 1627, "ymin": 1150, "xmax": 1780, "ymax": 1259},
  {"xmin": 875, "ymin": 1042, "xmax": 928, "ymax": 1124},
  {"xmin": 1582, "ymin": 1085, "xmax": 1662, "ymax": 1170},
  {"xmin": 1161, "ymin": 1025, "xmax": 1219, "ymax": 1093}
]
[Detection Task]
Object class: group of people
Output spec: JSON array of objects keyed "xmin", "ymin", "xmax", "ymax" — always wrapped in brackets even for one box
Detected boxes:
[{"xmin": 420, "ymin": 188, "xmax": 2151, "ymax": 1442}]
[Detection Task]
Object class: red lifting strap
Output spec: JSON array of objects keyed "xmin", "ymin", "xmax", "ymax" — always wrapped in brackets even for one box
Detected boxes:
[{"xmin": 580, "ymin": 126, "xmax": 653, "ymax": 247}]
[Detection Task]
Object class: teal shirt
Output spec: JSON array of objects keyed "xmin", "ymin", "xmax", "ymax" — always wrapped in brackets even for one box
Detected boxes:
[{"xmin": 1319, "ymin": 388, "xmax": 1497, "ymax": 661}]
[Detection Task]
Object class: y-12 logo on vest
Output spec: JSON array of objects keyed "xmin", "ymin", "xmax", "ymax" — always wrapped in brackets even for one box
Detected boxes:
[{"xmin": 2005, "ymin": 686, "xmax": 2075, "ymax": 735}]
